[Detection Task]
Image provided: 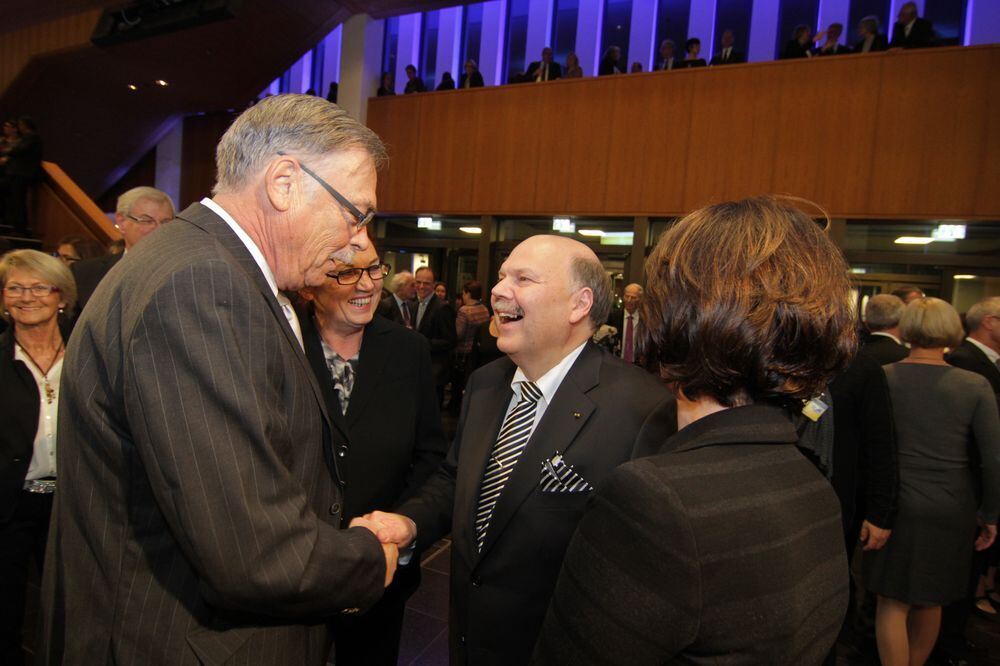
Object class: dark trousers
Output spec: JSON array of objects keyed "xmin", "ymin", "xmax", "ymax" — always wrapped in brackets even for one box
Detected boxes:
[
  {"xmin": 0, "ymin": 490, "xmax": 54, "ymax": 664},
  {"xmin": 331, "ymin": 562, "xmax": 420, "ymax": 665}
]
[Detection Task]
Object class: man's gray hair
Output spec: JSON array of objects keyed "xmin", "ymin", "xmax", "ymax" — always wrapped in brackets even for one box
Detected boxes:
[
  {"xmin": 571, "ymin": 256, "xmax": 612, "ymax": 330},
  {"xmin": 116, "ymin": 186, "xmax": 175, "ymax": 217},
  {"xmin": 387, "ymin": 271, "xmax": 413, "ymax": 294},
  {"xmin": 865, "ymin": 293, "xmax": 906, "ymax": 331},
  {"xmin": 213, "ymin": 94, "xmax": 388, "ymax": 195},
  {"xmin": 966, "ymin": 296, "xmax": 1000, "ymax": 331}
]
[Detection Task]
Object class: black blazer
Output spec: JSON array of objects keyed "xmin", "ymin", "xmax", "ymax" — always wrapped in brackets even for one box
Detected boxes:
[
  {"xmin": 397, "ymin": 343, "xmax": 677, "ymax": 665},
  {"xmin": 459, "ymin": 71, "xmax": 485, "ymax": 88},
  {"xmin": 377, "ymin": 294, "xmax": 413, "ymax": 327},
  {"xmin": 404, "ymin": 78, "xmax": 426, "ymax": 94},
  {"xmin": 598, "ymin": 58, "xmax": 622, "ymax": 75},
  {"xmin": 782, "ymin": 39, "xmax": 814, "ymax": 59},
  {"xmin": 678, "ymin": 58, "xmax": 707, "ymax": 68},
  {"xmin": 526, "ymin": 60, "xmax": 562, "ymax": 81},
  {"xmin": 891, "ymin": 17, "xmax": 936, "ymax": 49},
  {"xmin": 817, "ymin": 42, "xmax": 853, "ymax": 56},
  {"xmin": 416, "ymin": 295, "xmax": 456, "ymax": 386},
  {"xmin": 829, "ymin": 352, "xmax": 898, "ymax": 537},
  {"xmin": 70, "ymin": 251, "xmax": 121, "ymax": 314},
  {"xmin": 0, "ymin": 328, "xmax": 41, "ymax": 522},
  {"xmin": 861, "ymin": 333, "xmax": 909, "ymax": 365},
  {"xmin": 300, "ymin": 310, "xmax": 447, "ymax": 522},
  {"xmin": 854, "ymin": 34, "xmax": 889, "ymax": 53},
  {"xmin": 533, "ymin": 405, "xmax": 849, "ymax": 665},
  {"xmin": 710, "ymin": 49, "xmax": 745, "ymax": 65},
  {"xmin": 948, "ymin": 340, "xmax": 1000, "ymax": 408}
]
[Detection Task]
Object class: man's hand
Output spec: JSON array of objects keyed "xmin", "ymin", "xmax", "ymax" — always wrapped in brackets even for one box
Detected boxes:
[
  {"xmin": 382, "ymin": 542, "xmax": 399, "ymax": 588},
  {"xmin": 364, "ymin": 510, "xmax": 418, "ymax": 548},
  {"xmin": 976, "ymin": 523, "xmax": 997, "ymax": 552},
  {"xmin": 858, "ymin": 520, "xmax": 891, "ymax": 551}
]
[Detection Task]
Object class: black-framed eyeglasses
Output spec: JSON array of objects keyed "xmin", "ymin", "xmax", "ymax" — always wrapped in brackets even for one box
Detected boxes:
[
  {"xmin": 278, "ymin": 152, "xmax": 376, "ymax": 232},
  {"xmin": 125, "ymin": 213, "xmax": 165, "ymax": 227},
  {"xmin": 327, "ymin": 263, "xmax": 391, "ymax": 285},
  {"xmin": 3, "ymin": 284, "xmax": 62, "ymax": 297}
]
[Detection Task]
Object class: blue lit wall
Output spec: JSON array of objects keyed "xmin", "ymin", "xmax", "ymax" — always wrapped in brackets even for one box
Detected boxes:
[{"xmin": 267, "ymin": 0, "xmax": 997, "ymax": 99}]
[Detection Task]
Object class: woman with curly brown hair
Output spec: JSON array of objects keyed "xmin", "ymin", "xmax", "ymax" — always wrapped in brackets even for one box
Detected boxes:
[{"xmin": 533, "ymin": 196, "xmax": 856, "ymax": 665}]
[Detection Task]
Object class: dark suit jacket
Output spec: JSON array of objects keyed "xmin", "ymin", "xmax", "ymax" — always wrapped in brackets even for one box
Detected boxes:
[
  {"xmin": 397, "ymin": 343, "xmax": 677, "ymax": 665},
  {"xmin": 782, "ymin": 39, "xmax": 814, "ymax": 59},
  {"xmin": 533, "ymin": 405, "xmax": 848, "ymax": 664},
  {"xmin": 416, "ymin": 295, "xmax": 456, "ymax": 386},
  {"xmin": 861, "ymin": 332, "xmax": 909, "ymax": 365},
  {"xmin": 854, "ymin": 34, "xmax": 889, "ymax": 53},
  {"xmin": 817, "ymin": 42, "xmax": 853, "ymax": 56},
  {"xmin": 459, "ymin": 71, "xmax": 485, "ymax": 88},
  {"xmin": 377, "ymin": 294, "xmax": 413, "ymax": 327},
  {"xmin": 677, "ymin": 58, "xmax": 707, "ymax": 68},
  {"xmin": 598, "ymin": 58, "xmax": 622, "ymax": 75},
  {"xmin": 605, "ymin": 308, "xmax": 643, "ymax": 365},
  {"xmin": 829, "ymin": 352, "xmax": 898, "ymax": 538},
  {"xmin": 526, "ymin": 60, "xmax": 562, "ymax": 81},
  {"xmin": 948, "ymin": 340, "xmax": 1000, "ymax": 411},
  {"xmin": 404, "ymin": 78, "xmax": 426, "ymax": 93},
  {"xmin": 710, "ymin": 49, "xmax": 745, "ymax": 65},
  {"xmin": 70, "ymin": 251, "xmax": 121, "ymax": 314},
  {"xmin": 0, "ymin": 328, "xmax": 40, "ymax": 522},
  {"xmin": 3, "ymin": 131, "xmax": 43, "ymax": 178},
  {"xmin": 891, "ymin": 17, "xmax": 936, "ymax": 49},
  {"xmin": 40, "ymin": 203, "xmax": 386, "ymax": 665},
  {"xmin": 300, "ymin": 310, "xmax": 447, "ymax": 522}
]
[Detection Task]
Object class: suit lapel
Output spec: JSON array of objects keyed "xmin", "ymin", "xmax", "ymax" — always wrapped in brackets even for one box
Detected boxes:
[
  {"xmin": 346, "ymin": 316, "xmax": 392, "ymax": 430},
  {"xmin": 176, "ymin": 204, "xmax": 339, "ymax": 473},
  {"xmin": 477, "ymin": 344, "xmax": 601, "ymax": 562},
  {"xmin": 455, "ymin": 361, "xmax": 516, "ymax": 569},
  {"xmin": 417, "ymin": 297, "xmax": 438, "ymax": 334}
]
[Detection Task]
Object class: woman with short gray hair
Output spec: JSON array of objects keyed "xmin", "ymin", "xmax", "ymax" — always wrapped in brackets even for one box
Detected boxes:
[{"xmin": 865, "ymin": 297, "xmax": 1000, "ymax": 666}]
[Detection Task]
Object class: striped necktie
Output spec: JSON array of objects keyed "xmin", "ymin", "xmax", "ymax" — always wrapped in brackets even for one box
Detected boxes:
[{"xmin": 475, "ymin": 380, "xmax": 543, "ymax": 551}]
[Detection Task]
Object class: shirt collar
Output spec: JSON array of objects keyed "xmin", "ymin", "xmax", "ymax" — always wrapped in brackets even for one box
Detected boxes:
[
  {"xmin": 967, "ymin": 337, "xmax": 1000, "ymax": 364},
  {"xmin": 871, "ymin": 331, "xmax": 902, "ymax": 345},
  {"xmin": 511, "ymin": 341, "xmax": 588, "ymax": 404},
  {"xmin": 201, "ymin": 197, "xmax": 279, "ymax": 297}
]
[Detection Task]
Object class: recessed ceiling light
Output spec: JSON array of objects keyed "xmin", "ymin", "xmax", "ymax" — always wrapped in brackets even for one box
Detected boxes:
[
  {"xmin": 127, "ymin": 83, "xmax": 138, "ymax": 91},
  {"xmin": 953, "ymin": 274, "xmax": 977, "ymax": 280},
  {"xmin": 578, "ymin": 229, "xmax": 604, "ymax": 237},
  {"xmin": 154, "ymin": 79, "xmax": 168, "ymax": 86},
  {"xmin": 459, "ymin": 226, "xmax": 482, "ymax": 234},
  {"xmin": 894, "ymin": 236, "xmax": 934, "ymax": 245}
]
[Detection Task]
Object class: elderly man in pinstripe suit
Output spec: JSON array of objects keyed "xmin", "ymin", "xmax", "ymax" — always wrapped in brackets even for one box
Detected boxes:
[{"xmin": 39, "ymin": 95, "xmax": 396, "ymax": 665}]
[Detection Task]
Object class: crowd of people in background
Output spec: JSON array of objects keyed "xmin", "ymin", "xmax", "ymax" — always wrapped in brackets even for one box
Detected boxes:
[
  {"xmin": 376, "ymin": 2, "xmax": 942, "ymax": 96},
  {"xmin": 0, "ymin": 116, "xmax": 43, "ymax": 237}
]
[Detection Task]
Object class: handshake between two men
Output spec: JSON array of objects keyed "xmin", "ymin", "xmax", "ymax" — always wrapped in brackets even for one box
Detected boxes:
[{"xmin": 350, "ymin": 511, "xmax": 418, "ymax": 587}]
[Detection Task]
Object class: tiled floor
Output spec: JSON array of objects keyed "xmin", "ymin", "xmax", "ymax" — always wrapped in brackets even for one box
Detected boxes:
[{"xmin": 397, "ymin": 539, "xmax": 452, "ymax": 666}]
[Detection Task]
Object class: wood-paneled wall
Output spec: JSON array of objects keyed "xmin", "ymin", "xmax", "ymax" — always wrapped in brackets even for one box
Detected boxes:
[
  {"xmin": 368, "ymin": 45, "xmax": 1000, "ymax": 220},
  {"xmin": 34, "ymin": 161, "xmax": 119, "ymax": 252},
  {"xmin": 0, "ymin": 10, "xmax": 101, "ymax": 97}
]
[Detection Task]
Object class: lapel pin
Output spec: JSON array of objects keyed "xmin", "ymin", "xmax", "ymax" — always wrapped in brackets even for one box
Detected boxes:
[{"xmin": 572, "ymin": 411, "xmax": 581, "ymax": 419}]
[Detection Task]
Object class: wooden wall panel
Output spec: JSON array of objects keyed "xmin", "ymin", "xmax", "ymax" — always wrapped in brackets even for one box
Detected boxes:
[
  {"xmin": 470, "ymin": 86, "xmax": 542, "ymax": 215},
  {"xmin": 871, "ymin": 48, "xmax": 993, "ymax": 218},
  {"xmin": 366, "ymin": 45, "xmax": 999, "ymax": 219},
  {"xmin": 0, "ymin": 10, "xmax": 101, "ymax": 96}
]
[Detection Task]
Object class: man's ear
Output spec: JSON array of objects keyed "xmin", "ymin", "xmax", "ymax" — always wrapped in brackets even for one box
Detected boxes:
[
  {"xmin": 298, "ymin": 288, "xmax": 316, "ymax": 303},
  {"xmin": 264, "ymin": 156, "xmax": 299, "ymax": 213},
  {"xmin": 568, "ymin": 287, "xmax": 594, "ymax": 326},
  {"xmin": 113, "ymin": 212, "xmax": 125, "ymax": 232}
]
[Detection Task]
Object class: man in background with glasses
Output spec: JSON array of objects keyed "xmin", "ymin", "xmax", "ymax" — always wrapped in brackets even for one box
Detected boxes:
[
  {"xmin": 71, "ymin": 185, "xmax": 174, "ymax": 313},
  {"xmin": 41, "ymin": 94, "xmax": 396, "ymax": 666}
]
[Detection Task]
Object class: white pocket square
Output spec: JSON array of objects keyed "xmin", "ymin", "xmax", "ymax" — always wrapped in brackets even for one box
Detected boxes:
[{"xmin": 540, "ymin": 453, "xmax": 593, "ymax": 493}]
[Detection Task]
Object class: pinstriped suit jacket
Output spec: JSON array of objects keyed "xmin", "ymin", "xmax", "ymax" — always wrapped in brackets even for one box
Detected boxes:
[{"xmin": 40, "ymin": 203, "xmax": 386, "ymax": 665}]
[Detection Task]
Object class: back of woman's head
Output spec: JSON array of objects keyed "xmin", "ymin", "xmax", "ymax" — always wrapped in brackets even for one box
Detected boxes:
[
  {"xmin": 643, "ymin": 196, "xmax": 856, "ymax": 407},
  {"xmin": 899, "ymin": 297, "xmax": 964, "ymax": 349}
]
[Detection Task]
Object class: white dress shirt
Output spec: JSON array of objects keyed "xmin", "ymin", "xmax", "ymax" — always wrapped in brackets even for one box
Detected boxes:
[
  {"xmin": 17, "ymin": 347, "xmax": 61, "ymax": 480},
  {"xmin": 201, "ymin": 197, "xmax": 303, "ymax": 350},
  {"xmin": 504, "ymin": 341, "xmax": 588, "ymax": 435}
]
